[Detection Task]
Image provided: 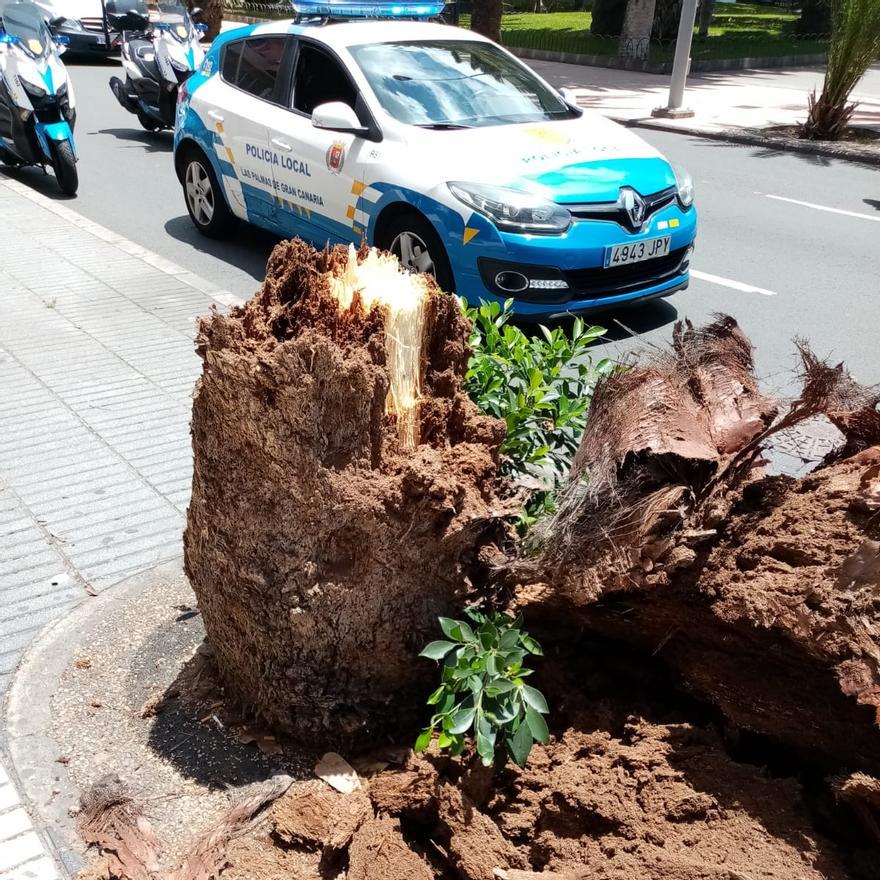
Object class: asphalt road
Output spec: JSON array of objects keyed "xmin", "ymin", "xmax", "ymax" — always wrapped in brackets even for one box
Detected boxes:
[{"xmin": 9, "ymin": 56, "xmax": 880, "ymax": 391}]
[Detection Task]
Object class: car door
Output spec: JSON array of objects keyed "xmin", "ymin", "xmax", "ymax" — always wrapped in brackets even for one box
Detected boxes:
[
  {"xmin": 191, "ymin": 34, "xmax": 289, "ymax": 224},
  {"xmin": 264, "ymin": 38, "xmax": 374, "ymax": 247}
]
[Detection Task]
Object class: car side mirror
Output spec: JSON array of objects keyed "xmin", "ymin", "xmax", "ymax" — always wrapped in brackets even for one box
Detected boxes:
[
  {"xmin": 559, "ymin": 86, "xmax": 582, "ymax": 113},
  {"xmin": 311, "ymin": 101, "xmax": 367, "ymax": 136}
]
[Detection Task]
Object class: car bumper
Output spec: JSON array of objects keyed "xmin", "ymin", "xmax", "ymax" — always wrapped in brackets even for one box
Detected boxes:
[{"xmin": 451, "ymin": 203, "xmax": 698, "ymax": 317}]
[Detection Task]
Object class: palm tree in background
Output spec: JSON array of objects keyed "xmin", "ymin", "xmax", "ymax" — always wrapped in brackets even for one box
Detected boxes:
[{"xmin": 801, "ymin": 0, "xmax": 880, "ymax": 140}]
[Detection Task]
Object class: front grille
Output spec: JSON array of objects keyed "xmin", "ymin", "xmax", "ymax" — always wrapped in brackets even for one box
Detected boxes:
[
  {"xmin": 564, "ymin": 246, "xmax": 689, "ymax": 299},
  {"xmin": 80, "ymin": 16, "xmax": 105, "ymax": 32},
  {"xmin": 567, "ymin": 186, "xmax": 677, "ymax": 233}
]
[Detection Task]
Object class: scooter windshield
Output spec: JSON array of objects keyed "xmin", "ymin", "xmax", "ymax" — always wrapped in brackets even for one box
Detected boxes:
[
  {"xmin": 0, "ymin": 0, "xmax": 52, "ymax": 59},
  {"xmin": 155, "ymin": 2, "xmax": 194, "ymax": 42},
  {"xmin": 104, "ymin": 0, "xmax": 150, "ymax": 31}
]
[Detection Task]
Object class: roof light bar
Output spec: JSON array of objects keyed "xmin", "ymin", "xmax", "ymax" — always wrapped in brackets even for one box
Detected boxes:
[{"xmin": 290, "ymin": 0, "xmax": 445, "ymax": 18}]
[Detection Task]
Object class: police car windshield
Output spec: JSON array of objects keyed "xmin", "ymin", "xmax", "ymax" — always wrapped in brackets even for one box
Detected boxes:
[{"xmin": 349, "ymin": 40, "xmax": 572, "ymax": 128}]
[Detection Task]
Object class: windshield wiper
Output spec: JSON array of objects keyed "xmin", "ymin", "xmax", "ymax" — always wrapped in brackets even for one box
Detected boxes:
[{"xmin": 414, "ymin": 122, "xmax": 473, "ymax": 130}]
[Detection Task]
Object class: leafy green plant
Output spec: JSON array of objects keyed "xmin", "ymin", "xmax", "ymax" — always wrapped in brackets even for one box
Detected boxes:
[
  {"xmin": 415, "ymin": 611, "xmax": 549, "ymax": 768},
  {"xmin": 463, "ymin": 299, "xmax": 612, "ymax": 528}
]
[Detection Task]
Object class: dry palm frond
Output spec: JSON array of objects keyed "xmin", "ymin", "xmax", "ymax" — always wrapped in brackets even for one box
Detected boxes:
[{"xmin": 801, "ymin": 0, "xmax": 880, "ymax": 140}]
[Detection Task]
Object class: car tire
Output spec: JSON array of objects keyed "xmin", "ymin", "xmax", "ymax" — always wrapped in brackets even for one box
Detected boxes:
[
  {"xmin": 380, "ymin": 212, "xmax": 455, "ymax": 294},
  {"xmin": 181, "ymin": 148, "xmax": 236, "ymax": 238}
]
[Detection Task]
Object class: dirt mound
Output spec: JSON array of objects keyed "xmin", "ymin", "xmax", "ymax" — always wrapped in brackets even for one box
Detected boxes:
[
  {"xmin": 185, "ymin": 241, "xmax": 509, "ymax": 746},
  {"xmin": 213, "ymin": 670, "xmax": 857, "ymax": 880}
]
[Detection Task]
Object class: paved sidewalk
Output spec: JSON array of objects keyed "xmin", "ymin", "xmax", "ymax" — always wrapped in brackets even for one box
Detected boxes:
[
  {"xmin": 0, "ymin": 175, "xmax": 245, "ymax": 877},
  {"xmin": 529, "ymin": 59, "xmax": 880, "ymax": 134}
]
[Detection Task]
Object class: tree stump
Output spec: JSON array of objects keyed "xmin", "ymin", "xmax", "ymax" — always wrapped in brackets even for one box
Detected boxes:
[{"xmin": 185, "ymin": 241, "xmax": 508, "ymax": 745}]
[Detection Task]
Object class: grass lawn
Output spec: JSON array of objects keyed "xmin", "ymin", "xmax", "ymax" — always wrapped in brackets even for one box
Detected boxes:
[{"xmin": 461, "ymin": 3, "xmax": 828, "ymax": 62}]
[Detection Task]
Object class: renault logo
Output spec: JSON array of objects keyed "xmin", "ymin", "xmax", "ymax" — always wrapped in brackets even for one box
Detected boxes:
[{"xmin": 619, "ymin": 187, "xmax": 646, "ymax": 228}]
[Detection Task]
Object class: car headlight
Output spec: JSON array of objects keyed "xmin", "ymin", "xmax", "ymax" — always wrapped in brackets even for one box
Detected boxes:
[
  {"xmin": 672, "ymin": 164, "xmax": 694, "ymax": 209},
  {"xmin": 448, "ymin": 181, "xmax": 571, "ymax": 235}
]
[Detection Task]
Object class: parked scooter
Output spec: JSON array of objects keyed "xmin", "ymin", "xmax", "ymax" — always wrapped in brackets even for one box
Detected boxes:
[
  {"xmin": 107, "ymin": 0, "xmax": 205, "ymax": 132},
  {"xmin": 0, "ymin": 0, "xmax": 77, "ymax": 194}
]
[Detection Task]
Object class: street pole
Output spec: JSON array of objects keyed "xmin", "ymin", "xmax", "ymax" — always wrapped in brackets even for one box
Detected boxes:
[{"xmin": 652, "ymin": 0, "xmax": 699, "ymax": 118}]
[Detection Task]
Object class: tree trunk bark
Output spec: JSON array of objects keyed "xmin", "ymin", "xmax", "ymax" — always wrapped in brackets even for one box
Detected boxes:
[
  {"xmin": 619, "ymin": 0, "xmax": 657, "ymax": 59},
  {"xmin": 471, "ymin": 0, "xmax": 503, "ymax": 42},
  {"xmin": 698, "ymin": 0, "xmax": 714, "ymax": 37},
  {"xmin": 185, "ymin": 241, "xmax": 510, "ymax": 748},
  {"xmin": 590, "ymin": 0, "xmax": 627, "ymax": 36}
]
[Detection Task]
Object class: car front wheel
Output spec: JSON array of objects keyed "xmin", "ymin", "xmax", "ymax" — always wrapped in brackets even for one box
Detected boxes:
[
  {"xmin": 182, "ymin": 150, "xmax": 235, "ymax": 238},
  {"xmin": 381, "ymin": 212, "xmax": 455, "ymax": 294}
]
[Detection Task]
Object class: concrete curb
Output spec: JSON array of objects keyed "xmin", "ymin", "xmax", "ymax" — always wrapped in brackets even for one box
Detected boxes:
[
  {"xmin": 2, "ymin": 560, "xmax": 185, "ymax": 878},
  {"xmin": 512, "ymin": 45, "xmax": 827, "ymax": 75},
  {"xmin": 611, "ymin": 116, "xmax": 880, "ymax": 167}
]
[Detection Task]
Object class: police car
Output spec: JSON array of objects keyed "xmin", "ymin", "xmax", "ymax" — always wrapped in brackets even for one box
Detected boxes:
[{"xmin": 173, "ymin": 0, "xmax": 697, "ymax": 317}]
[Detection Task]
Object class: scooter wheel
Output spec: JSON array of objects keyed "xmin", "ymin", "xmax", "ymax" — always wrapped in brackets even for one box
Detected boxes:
[
  {"xmin": 137, "ymin": 111, "xmax": 162, "ymax": 133},
  {"xmin": 51, "ymin": 139, "xmax": 78, "ymax": 196}
]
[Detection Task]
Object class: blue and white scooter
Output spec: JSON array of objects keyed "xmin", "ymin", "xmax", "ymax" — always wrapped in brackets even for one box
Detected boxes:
[
  {"xmin": 108, "ymin": 0, "xmax": 206, "ymax": 133},
  {"xmin": 0, "ymin": 0, "xmax": 77, "ymax": 194}
]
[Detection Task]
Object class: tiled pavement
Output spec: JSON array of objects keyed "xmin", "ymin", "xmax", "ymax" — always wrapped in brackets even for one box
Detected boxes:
[{"xmin": 0, "ymin": 173, "xmax": 246, "ymax": 876}]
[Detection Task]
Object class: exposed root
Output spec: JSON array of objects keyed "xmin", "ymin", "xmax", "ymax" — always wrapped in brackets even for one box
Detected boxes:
[{"xmin": 77, "ymin": 776, "xmax": 293, "ymax": 880}]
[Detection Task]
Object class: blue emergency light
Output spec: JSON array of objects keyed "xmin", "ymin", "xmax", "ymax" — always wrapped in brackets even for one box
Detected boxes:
[{"xmin": 290, "ymin": 0, "xmax": 445, "ymax": 18}]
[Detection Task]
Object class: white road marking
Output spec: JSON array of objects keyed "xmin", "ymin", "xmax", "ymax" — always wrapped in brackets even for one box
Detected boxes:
[
  {"xmin": 690, "ymin": 269, "xmax": 778, "ymax": 296},
  {"xmin": 763, "ymin": 194, "xmax": 880, "ymax": 223}
]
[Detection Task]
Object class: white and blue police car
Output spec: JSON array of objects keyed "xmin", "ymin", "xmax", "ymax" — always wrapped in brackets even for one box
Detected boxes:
[{"xmin": 173, "ymin": 0, "xmax": 697, "ymax": 317}]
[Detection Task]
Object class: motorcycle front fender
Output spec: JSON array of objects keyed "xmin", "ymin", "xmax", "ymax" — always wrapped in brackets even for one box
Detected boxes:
[{"xmin": 34, "ymin": 121, "xmax": 76, "ymax": 161}]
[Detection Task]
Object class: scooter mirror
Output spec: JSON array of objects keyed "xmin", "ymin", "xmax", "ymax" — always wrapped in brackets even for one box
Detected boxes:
[
  {"xmin": 190, "ymin": 6, "xmax": 202, "ymax": 15},
  {"xmin": 49, "ymin": 15, "xmax": 66, "ymax": 27}
]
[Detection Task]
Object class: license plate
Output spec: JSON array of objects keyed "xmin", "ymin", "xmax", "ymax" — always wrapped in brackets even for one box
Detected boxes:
[{"xmin": 605, "ymin": 235, "xmax": 671, "ymax": 268}]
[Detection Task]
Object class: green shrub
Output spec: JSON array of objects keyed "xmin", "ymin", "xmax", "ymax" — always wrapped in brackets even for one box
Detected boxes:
[
  {"xmin": 463, "ymin": 299, "xmax": 612, "ymax": 529},
  {"xmin": 415, "ymin": 612, "xmax": 549, "ymax": 767}
]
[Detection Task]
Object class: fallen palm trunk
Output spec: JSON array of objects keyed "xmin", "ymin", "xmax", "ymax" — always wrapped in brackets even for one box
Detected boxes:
[
  {"xmin": 513, "ymin": 317, "xmax": 880, "ymax": 772},
  {"xmin": 185, "ymin": 241, "xmax": 508, "ymax": 745}
]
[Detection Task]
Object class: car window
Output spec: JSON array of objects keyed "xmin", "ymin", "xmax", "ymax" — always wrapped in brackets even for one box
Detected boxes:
[
  {"xmin": 349, "ymin": 40, "xmax": 574, "ymax": 129},
  {"xmin": 220, "ymin": 40, "xmax": 243, "ymax": 83},
  {"xmin": 292, "ymin": 43, "xmax": 358, "ymax": 116},
  {"xmin": 234, "ymin": 37, "xmax": 286, "ymax": 101}
]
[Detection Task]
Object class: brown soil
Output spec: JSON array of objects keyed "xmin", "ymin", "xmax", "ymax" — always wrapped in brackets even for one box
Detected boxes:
[
  {"xmin": 213, "ymin": 654, "xmax": 864, "ymax": 880},
  {"xmin": 184, "ymin": 240, "xmax": 509, "ymax": 746}
]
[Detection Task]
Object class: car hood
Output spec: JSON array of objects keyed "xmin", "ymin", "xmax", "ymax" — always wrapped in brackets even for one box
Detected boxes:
[{"xmin": 406, "ymin": 111, "xmax": 676, "ymax": 204}]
